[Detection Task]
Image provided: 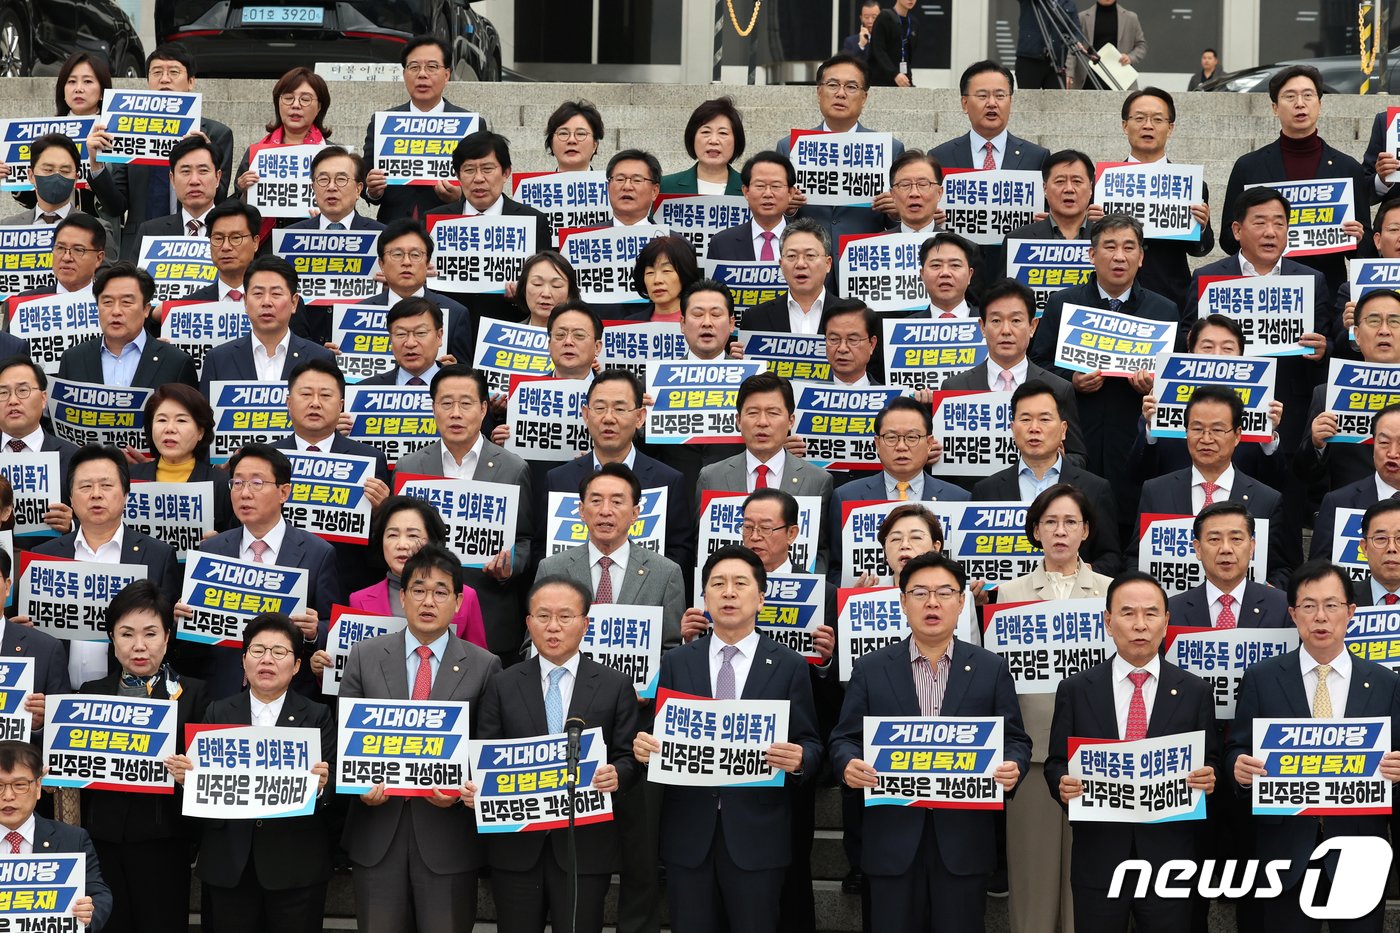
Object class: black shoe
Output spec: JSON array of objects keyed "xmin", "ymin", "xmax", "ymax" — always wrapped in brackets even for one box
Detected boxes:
[
  {"xmin": 988, "ymin": 868, "xmax": 1009, "ymax": 898},
  {"xmin": 842, "ymin": 870, "xmax": 863, "ymax": 895}
]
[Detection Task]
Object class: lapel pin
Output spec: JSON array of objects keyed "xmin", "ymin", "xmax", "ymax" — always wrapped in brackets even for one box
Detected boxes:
[
  {"xmin": 288, "ymin": 715, "xmax": 295, "ymax": 721},
  {"xmin": 1243, "ymin": 495, "xmax": 1249, "ymax": 502},
  {"xmin": 965, "ymin": 665, "xmax": 972, "ymax": 672},
  {"xmin": 487, "ymin": 461, "xmax": 495, "ymax": 468},
  {"xmin": 41, "ymin": 841, "xmax": 48, "ymax": 849},
  {"xmin": 638, "ymin": 568, "xmax": 645, "ymax": 576},
  {"xmin": 453, "ymin": 665, "xmax": 460, "ymax": 672},
  {"xmin": 765, "ymin": 658, "xmax": 773, "ymax": 665},
  {"xmin": 1253, "ymin": 607, "xmax": 1260, "ymax": 614},
  {"xmin": 1170, "ymin": 688, "xmax": 1178, "ymax": 696},
  {"xmin": 1365, "ymin": 682, "xmax": 1371, "ymax": 688},
  {"xmin": 133, "ymin": 545, "xmax": 140, "ymax": 551},
  {"xmin": 790, "ymin": 477, "xmax": 798, "ymax": 485}
]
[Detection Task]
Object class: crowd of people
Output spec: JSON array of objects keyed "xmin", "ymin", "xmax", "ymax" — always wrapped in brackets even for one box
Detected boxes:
[{"xmin": 0, "ymin": 26, "xmax": 1396, "ymax": 933}]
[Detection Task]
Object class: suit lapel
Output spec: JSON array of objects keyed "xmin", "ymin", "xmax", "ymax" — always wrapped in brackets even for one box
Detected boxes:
[
  {"xmin": 884, "ymin": 640, "xmax": 921, "ymax": 712},
  {"xmin": 1344, "ymin": 660, "xmax": 1377, "ymax": 716},
  {"xmin": 567, "ymin": 658, "xmax": 602, "ymax": 722},
  {"xmin": 1228, "ymin": 475, "xmax": 1255, "ymax": 510},
  {"xmin": 1276, "ymin": 652, "xmax": 1311, "ymax": 719},
  {"xmin": 517, "ymin": 657, "xmax": 550, "ymax": 735},
  {"xmin": 279, "ymin": 528, "xmax": 306, "ymax": 568},
  {"xmin": 131, "ymin": 338, "xmax": 163, "ymax": 386},
  {"xmin": 277, "ymin": 691, "xmax": 308, "ymax": 727},
  {"xmin": 740, "ymin": 637, "xmax": 781, "ymax": 699},
  {"xmin": 430, "ymin": 636, "xmax": 470, "ymax": 700},
  {"xmin": 939, "ymin": 645, "xmax": 974, "ymax": 714},
  {"xmin": 616, "ymin": 546, "xmax": 648, "ymax": 604},
  {"xmin": 1146, "ymin": 664, "xmax": 1184, "ymax": 736},
  {"xmin": 231, "ymin": 690, "xmax": 254, "ymax": 725},
  {"xmin": 1087, "ymin": 662, "xmax": 1120, "ymax": 738},
  {"xmin": 380, "ymin": 632, "xmax": 411, "ymax": 698}
]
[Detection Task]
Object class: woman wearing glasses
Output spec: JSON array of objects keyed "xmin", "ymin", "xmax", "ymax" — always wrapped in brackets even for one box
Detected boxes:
[
  {"xmin": 233, "ymin": 66, "xmax": 334, "ymax": 241},
  {"xmin": 546, "ymin": 100, "xmax": 605, "ymax": 173},
  {"xmin": 660, "ymin": 97, "xmax": 746, "ymax": 195},
  {"xmin": 997, "ymin": 483, "xmax": 1109, "ymax": 602}
]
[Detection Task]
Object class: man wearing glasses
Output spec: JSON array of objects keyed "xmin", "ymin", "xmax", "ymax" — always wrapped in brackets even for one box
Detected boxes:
[
  {"xmin": 739, "ymin": 219, "xmax": 833, "ymax": 335},
  {"xmin": 831, "ymin": 551, "xmax": 1030, "ymax": 932},
  {"xmin": 1355, "ymin": 499, "xmax": 1400, "ymax": 607},
  {"xmin": 287, "ymin": 146, "xmax": 384, "ymax": 232},
  {"xmin": 1311, "ymin": 403, "xmax": 1400, "ymax": 564},
  {"xmin": 360, "ymin": 220, "xmax": 474, "ymax": 365},
  {"xmin": 605, "ymin": 149, "xmax": 669, "ymax": 229},
  {"xmin": 362, "ymin": 34, "xmax": 473, "ymax": 223}
]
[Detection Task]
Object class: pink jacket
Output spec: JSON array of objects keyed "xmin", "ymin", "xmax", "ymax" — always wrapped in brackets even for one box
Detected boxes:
[{"xmin": 349, "ymin": 579, "xmax": 488, "ymax": 650}]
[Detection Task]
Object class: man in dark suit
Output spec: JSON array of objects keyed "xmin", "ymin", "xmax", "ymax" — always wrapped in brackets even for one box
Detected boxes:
[
  {"xmin": 1230, "ymin": 560, "xmax": 1400, "ymax": 932},
  {"xmin": 1355, "ymin": 499, "xmax": 1400, "ymax": 606},
  {"xmin": 0, "ymin": 550, "xmax": 70, "ymax": 733},
  {"xmin": 1046, "ymin": 571, "xmax": 1220, "ymax": 932},
  {"xmin": 1167, "ymin": 502, "xmax": 1291, "ymax": 628},
  {"xmin": 1133, "ymin": 386, "xmax": 1299, "ymax": 588},
  {"xmin": 1310, "ymin": 403, "xmax": 1400, "ymax": 560},
  {"xmin": 475, "ymin": 574, "xmax": 641, "ymax": 933},
  {"xmin": 116, "ymin": 136, "xmax": 224, "ymax": 264},
  {"xmin": 362, "ymin": 35, "xmax": 472, "ymax": 223},
  {"xmin": 739, "ymin": 219, "xmax": 832, "ymax": 336},
  {"xmin": 273, "ymin": 358, "xmax": 391, "ymax": 486},
  {"xmin": 355, "ymin": 296, "xmax": 447, "ymax": 388},
  {"xmin": 1219, "ymin": 65, "xmax": 1370, "ymax": 296},
  {"xmin": 198, "ymin": 256, "xmax": 336, "ymax": 397},
  {"xmin": 909, "ymin": 231, "xmax": 978, "ymax": 319},
  {"xmin": 1028, "ymin": 214, "xmax": 1181, "ymax": 533},
  {"xmin": 821, "ymin": 297, "xmax": 883, "ymax": 391},
  {"xmin": 831, "ymin": 551, "xmax": 1031, "ymax": 931},
  {"xmin": 175, "ymin": 613, "xmax": 334, "ymax": 933},
  {"xmin": 633, "ymin": 545, "xmax": 824, "ymax": 933},
  {"xmin": 339, "ymin": 544, "xmax": 502, "ymax": 933},
  {"xmin": 1004, "ymin": 149, "xmax": 1094, "ymax": 244},
  {"xmin": 930, "ymin": 60, "xmax": 1049, "ymax": 173},
  {"xmin": 0, "ymin": 356, "xmax": 79, "ymax": 536},
  {"xmin": 361, "ymin": 219, "xmax": 475, "ymax": 366},
  {"xmin": 944, "ymin": 279, "xmax": 1088, "ymax": 467},
  {"xmin": 973, "ymin": 379, "xmax": 1120, "ymax": 574},
  {"xmin": 187, "ymin": 443, "xmax": 341, "ymax": 698},
  {"xmin": 58, "ymin": 262, "xmax": 197, "ymax": 391},
  {"xmin": 286, "ymin": 146, "xmax": 385, "ymax": 234},
  {"xmin": 0, "ymin": 740, "xmax": 111, "ymax": 929},
  {"xmin": 87, "ymin": 42, "xmax": 234, "ymax": 253},
  {"xmin": 774, "ymin": 54, "xmax": 906, "ymax": 245},
  {"xmin": 706, "ymin": 151, "xmax": 795, "ymax": 263}
]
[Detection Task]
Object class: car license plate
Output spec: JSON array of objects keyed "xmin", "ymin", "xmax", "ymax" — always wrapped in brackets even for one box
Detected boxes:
[{"xmin": 241, "ymin": 6, "xmax": 323, "ymax": 25}]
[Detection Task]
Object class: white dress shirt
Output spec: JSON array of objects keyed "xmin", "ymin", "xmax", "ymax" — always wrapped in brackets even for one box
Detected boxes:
[
  {"xmin": 539, "ymin": 652, "xmax": 582, "ymax": 720},
  {"xmin": 409, "ymin": 99, "xmax": 447, "ymax": 115},
  {"xmin": 745, "ymin": 448, "xmax": 787, "ymax": 491},
  {"xmin": 1190, "ymin": 465, "xmax": 1235, "ymax": 514},
  {"xmin": 709, "ymin": 629, "xmax": 762, "ymax": 698},
  {"xmin": 787, "ymin": 290, "xmax": 827, "ymax": 335},
  {"xmin": 1112, "ymin": 653, "xmax": 1161, "ymax": 739},
  {"xmin": 250, "ymin": 691, "xmax": 288, "ymax": 728},
  {"xmin": 1300, "ymin": 646, "xmax": 1352, "ymax": 713},
  {"xmin": 34, "ymin": 204, "xmax": 73, "ymax": 222},
  {"xmin": 835, "ymin": 372, "xmax": 871, "ymax": 387},
  {"xmin": 75, "ymin": 525, "xmax": 124, "ymax": 563},
  {"xmin": 318, "ymin": 212, "xmax": 358, "ymax": 229},
  {"xmin": 241, "ymin": 518, "xmax": 288, "ymax": 564},
  {"xmin": 72, "ymin": 525, "xmax": 126, "ymax": 685},
  {"xmin": 180, "ymin": 207, "xmax": 213, "ymax": 237},
  {"xmin": 592, "ymin": 447, "xmax": 638, "ymax": 471},
  {"xmin": 929, "ymin": 298, "xmax": 971, "ymax": 319},
  {"xmin": 587, "ymin": 541, "xmax": 630, "ymax": 598},
  {"xmin": 460, "ymin": 195, "xmax": 504, "ymax": 217},
  {"xmin": 900, "ymin": 219, "xmax": 939, "ymax": 236},
  {"xmin": 252, "ymin": 331, "xmax": 291, "ymax": 382},
  {"xmin": 2, "ymin": 814, "xmax": 35, "ymax": 854},
  {"xmin": 0, "ymin": 427, "xmax": 45, "ymax": 453},
  {"xmin": 968, "ymin": 129, "xmax": 1010, "ymax": 170},
  {"xmin": 217, "ymin": 279, "xmax": 246, "ymax": 301},
  {"xmin": 1206, "ymin": 579, "xmax": 1249, "ymax": 627},
  {"xmin": 294, "ymin": 434, "xmax": 336, "ymax": 452},
  {"xmin": 1239, "ymin": 255, "xmax": 1279, "ymax": 278},
  {"xmin": 441, "ymin": 435, "xmax": 484, "ymax": 479},
  {"xmin": 1097, "ymin": 283, "xmax": 1131, "ymax": 304},
  {"xmin": 989, "ymin": 356, "xmax": 1029, "ymax": 391},
  {"xmin": 1375, "ymin": 473, "xmax": 1400, "ymax": 502}
]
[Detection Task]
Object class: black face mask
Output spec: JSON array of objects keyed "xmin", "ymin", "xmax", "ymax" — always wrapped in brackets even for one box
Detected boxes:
[{"xmin": 33, "ymin": 173, "xmax": 75, "ymax": 205}]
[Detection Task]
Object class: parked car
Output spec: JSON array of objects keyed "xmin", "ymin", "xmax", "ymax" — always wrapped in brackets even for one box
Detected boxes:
[
  {"xmin": 1198, "ymin": 55, "xmax": 1400, "ymax": 94},
  {"xmin": 155, "ymin": 0, "xmax": 502, "ymax": 80},
  {"xmin": 0, "ymin": 0, "xmax": 144, "ymax": 77}
]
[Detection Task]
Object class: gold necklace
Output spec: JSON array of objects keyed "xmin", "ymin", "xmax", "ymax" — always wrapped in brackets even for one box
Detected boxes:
[{"xmin": 726, "ymin": 0, "xmax": 761, "ymax": 38}]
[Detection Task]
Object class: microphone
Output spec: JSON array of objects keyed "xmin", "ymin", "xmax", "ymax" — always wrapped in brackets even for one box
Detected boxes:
[{"xmin": 565, "ymin": 717, "xmax": 586, "ymax": 782}]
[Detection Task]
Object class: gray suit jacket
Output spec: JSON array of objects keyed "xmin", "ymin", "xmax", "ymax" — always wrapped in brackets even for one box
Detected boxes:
[
  {"xmin": 537, "ymin": 541, "xmax": 686, "ymax": 650},
  {"xmin": 697, "ymin": 452, "xmax": 834, "ymax": 574},
  {"xmin": 1070, "ymin": 4, "xmax": 1147, "ymax": 90},
  {"xmin": 338, "ymin": 628, "xmax": 501, "ymax": 873}
]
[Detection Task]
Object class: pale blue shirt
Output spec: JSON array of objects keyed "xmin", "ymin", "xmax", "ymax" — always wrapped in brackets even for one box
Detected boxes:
[
  {"xmin": 100, "ymin": 330, "xmax": 146, "ymax": 387},
  {"xmin": 1017, "ymin": 454, "xmax": 1063, "ymax": 502},
  {"xmin": 396, "ymin": 363, "xmax": 440, "ymax": 386},
  {"xmin": 405, "ymin": 629, "xmax": 451, "ymax": 693},
  {"xmin": 883, "ymin": 471, "xmax": 924, "ymax": 500}
]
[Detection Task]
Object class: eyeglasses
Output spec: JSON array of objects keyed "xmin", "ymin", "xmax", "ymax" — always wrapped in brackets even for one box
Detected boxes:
[
  {"xmin": 1292, "ymin": 600, "xmax": 1347, "ymax": 616},
  {"xmin": 53, "ymin": 245, "xmax": 95, "ymax": 257},
  {"xmin": 892, "ymin": 179, "xmax": 939, "ymax": 193},
  {"xmin": 740, "ymin": 521, "xmax": 790, "ymax": 537},
  {"xmin": 407, "ymin": 585, "xmax": 455, "ymax": 603},
  {"xmin": 969, "ymin": 90, "xmax": 1011, "ymax": 102},
  {"xmin": 148, "ymin": 66, "xmax": 188, "ymax": 80},
  {"xmin": 553, "ymin": 129, "xmax": 593, "ymax": 141},
  {"xmin": 1360, "ymin": 315, "xmax": 1400, "ymax": 330},
  {"xmin": 820, "ymin": 80, "xmax": 865, "ymax": 94},
  {"xmin": 210, "ymin": 233, "xmax": 251, "ymax": 247},
  {"xmin": 903, "ymin": 586, "xmax": 961, "ymax": 603},
  {"xmin": 1277, "ymin": 91, "xmax": 1319, "ymax": 104},
  {"xmin": 550, "ymin": 328, "xmax": 594, "ymax": 343},
  {"xmin": 390, "ymin": 328, "xmax": 436, "ymax": 342},
  {"xmin": 825, "ymin": 334, "xmax": 872, "ymax": 348},
  {"xmin": 279, "ymin": 94, "xmax": 317, "ymax": 107},
  {"xmin": 0, "ymin": 385, "xmax": 36, "ymax": 401},
  {"xmin": 1126, "ymin": 115, "xmax": 1171, "ymax": 127},
  {"xmin": 0, "ymin": 780, "xmax": 34, "ymax": 796},
  {"xmin": 586, "ymin": 403, "xmax": 638, "ymax": 417},
  {"xmin": 404, "ymin": 62, "xmax": 444, "ymax": 75},
  {"xmin": 1185, "ymin": 426, "xmax": 1235, "ymax": 438},
  {"xmin": 246, "ymin": 644, "xmax": 293, "ymax": 660},
  {"xmin": 782, "ymin": 250, "xmax": 824, "ymax": 264},
  {"xmin": 1038, "ymin": 518, "xmax": 1083, "ymax": 531},
  {"xmin": 1367, "ymin": 535, "xmax": 1400, "ymax": 550},
  {"xmin": 385, "ymin": 248, "xmax": 427, "ymax": 263},
  {"xmin": 313, "ymin": 173, "xmax": 354, "ymax": 189},
  {"xmin": 434, "ymin": 398, "xmax": 481, "ymax": 412},
  {"xmin": 530, "ymin": 612, "xmax": 582, "ymax": 626},
  {"xmin": 458, "ymin": 162, "xmax": 501, "ymax": 179},
  {"xmin": 745, "ymin": 183, "xmax": 789, "ymax": 194},
  {"xmin": 877, "ymin": 432, "xmax": 927, "ymax": 447},
  {"xmin": 610, "ymin": 174, "xmax": 655, "ymax": 187},
  {"xmin": 229, "ymin": 478, "xmax": 279, "ymax": 492}
]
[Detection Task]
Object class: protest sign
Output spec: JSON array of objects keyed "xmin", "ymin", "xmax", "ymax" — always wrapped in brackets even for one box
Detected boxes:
[
  {"xmin": 645, "ymin": 360, "xmax": 765, "ymax": 444},
  {"xmin": 648, "ymin": 691, "xmax": 791, "ymax": 787},
  {"xmin": 1347, "ymin": 605, "xmax": 1400, "ymax": 671},
  {"xmin": 794, "ymin": 382, "xmax": 904, "ymax": 470},
  {"xmin": 1094, "ymin": 162, "xmax": 1204, "ymax": 240},
  {"xmin": 753, "ymin": 574, "xmax": 827, "ymax": 662},
  {"xmin": 0, "ymin": 852, "xmax": 86, "ymax": 930},
  {"xmin": 544, "ymin": 489, "xmax": 668, "ymax": 558},
  {"xmin": 343, "ymin": 384, "xmax": 435, "ymax": 466},
  {"xmin": 43, "ymin": 695, "xmax": 176, "ymax": 792},
  {"xmin": 429, "ymin": 215, "xmax": 537, "ymax": 294},
  {"xmin": 582, "ymin": 605, "xmax": 663, "ymax": 698},
  {"xmin": 941, "ymin": 169, "xmax": 1042, "ymax": 245},
  {"xmin": 1246, "ymin": 178, "xmax": 1358, "ymax": 256},
  {"xmin": 209, "ymin": 381, "xmax": 291, "ymax": 462},
  {"xmin": 881, "ymin": 318, "xmax": 987, "ymax": 391},
  {"xmin": 332, "ymin": 304, "xmax": 394, "ymax": 383},
  {"xmin": 321, "ymin": 607, "xmax": 407, "ymax": 696},
  {"xmin": 160, "ymin": 299, "xmax": 249, "ymax": 375},
  {"xmin": 137, "ymin": 236, "xmax": 215, "ymax": 302},
  {"xmin": 283, "ymin": 450, "xmax": 377, "ymax": 544},
  {"xmin": 698, "ymin": 491, "xmax": 821, "ymax": 573},
  {"xmin": 370, "ymin": 111, "xmax": 479, "ymax": 185},
  {"xmin": 177, "ymin": 552, "xmax": 308, "ymax": 647},
  {"xmin": 942, "ymin": 502, "xmax": 1043, "ymax": 588},
  {"xmin": 655, "ymin": 195, "xmax": 751, "ymax": 255},
  {"xmin": 864, "ymin": 717, "xmax": 1005, "ymax": 809},
  {"xmin": 560, "ymin": 226, "xmax": 667, "ymax": 304},
  {"xmin": 598, "ymin": 321, "xmax": 687, "ymax": 381},
  {"xmin": 18, "ymin": 555, "xmax": 146, "ymax": 642},
  {"xmin": 1148, "ymin": 353, "xmax": 1277, "ymax": 443},
  {"xmin": 1322, "ymin": 359, "xmax": 1400, "ymax": 443},
  {"xmin": 505, "ymin": 377, "xmax": 591, "ymax": 463},
  {"xmin": 1333, "ymin": 507, "xmax": 1369, "ymax": 583},
  {"xmin": 701, "ymin": 259, "xmax": 786, "ymax": 317},
  {"xmin": 10, "ymin": 293, "xmax": 99, "ymax": 373},
  {"xmin": 271, "ymin": 229, "xmax": 380, "ymax": 304},
  {"xmin": 835, "ymin": 587, "xmax": 980, "ymax": 681},
  {"xmin": 46, "ymin": 379, "xmax": 151, "ymax": 449},
  {"xmin": 336, "ymin": 699, "xmax": 471, "ymax": 796},
  {"xmin": 1054, "ymin": 305, "xmax": 1176, "ymax": 377},
  {"xmin": 928, "ymin": 390, "xmax": 1017, "ymax": 476},
  {"xmin": 0, "ymin": 450, "xmax": 60, "ymax": 537},
  {"xmin": 1138, "ymin": 513, "xmax": 1268, "ymax": 596},
  {"xmin": 393, "ymin": 476, "xmax": 519, "ymax": 568},
  {"xmin": 0, "ymin": 658, "xmax": 32, "ymax": 742},
  {"xmin": 245, "ymin": 143, "xmax": 324, "ymax": 219},
  {"xmin": 1069, "ymin": 732, "xmax": 1206, "ymax": 823},
  {"xmin": 125, "ymin": 481, "xmax": 214, "ymax": 562},
  {"xmin": 513, "ymin": 171, "xmax": 612, "ymax": 246},
  {"xmin": 96, "ymin": 89, "xmax": 201, "ymax": 166},
  {"xmin": 1197, "ymin": 276, "xmax": 1313, "ymax": 357},
  {"xmin": 1349, "ymin": 258, "xmax": 1400, "ymax": 302},
  {"xmin": 1005, "ymin": 239, "xmax": 1093, "ymax": 314},
  {"xmin": 1252, "ymin": 718, "xmax": 1392, "ymax": 815},
  {"xmin": 471, "ymin": 320, "xmax": 552, "ymax": 395},
  {"xmin": 739, "ymin": 332, "xmax": 831, "ymax": 382},
  {"xmin": 839, "ymin": 500, "xmax": 902, "ymax": 587},
  {"xmin": 184, "ymin": 725, "xmax": 319, "ymax": 819},
  {"xmin": 837, "ymin": 232, "xmax": 929, "ymax": 314},
  {"xmin": 982, "ymin": 599, "xmax": 1111, "ymax": 693},
  {"xmin": 1164, "ymin": 626, "xmax": 1300, "ymax": 717},
  {"xmin": 471, "ymin": 727, "xmax": 613, "ymax": 833},
  {"xmin": 0, "ymin": 225, "xmax": 55, "ymax": 299},
  {"xmin": 788, "ymin": 130, "xmax": 893, "ymax": 207},
  {"xmin": 1386, "ymin": 108, "xmax": 1400, "ymax": 184},
  {"xmin": 0, "ymin": 116, "xmax": 97, "ymax": 191}
]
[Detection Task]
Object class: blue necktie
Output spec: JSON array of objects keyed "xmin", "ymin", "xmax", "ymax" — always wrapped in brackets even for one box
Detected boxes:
[
  {"xmin": 328, "ymin": 221, "xmax": 345, "ymax": 230},
  {"xmin": 716, "ymin": 645, "xmax": 739, "ymax": 700},
  {"xmin": 1107, "ymin": 298, "xmax": 1123, "ymax": 313},
  {"xmin": 545, "ymin": 667, "xmax": 566, "ymax": 733}
]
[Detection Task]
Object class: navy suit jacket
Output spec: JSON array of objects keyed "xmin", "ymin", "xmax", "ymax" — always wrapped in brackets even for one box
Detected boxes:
[
  {"xmin": 928, "ymin": 131, "xmax": 1049, "ymax": 173},
  {"xmin": 706, "ymin": 222, "xmax": 761, "ymax": 261},
  {"xmin": 1166, "ymin": 579, "xmax": 1291, "ymax": 630},
  {"xmin": 181, "ymin": 283, "xmax": 327, "ymax": 346},
  {"xmin": 1134, "ymin": 467, "xmax": 1298, "ymax": 588},
  {"xmin": 120, "ymin": 212, "xmax": 187, "ymax": 264},
  {"xmin": 776, "ymin": 123, "xmax": 905, "ymax": 245},
  {"xmin": 942, "ymin": 360, "xmax": 1089, "ymax": 468},
  {"xmin": 656, "ymin": 633, "xmax": 823, "ymax": 872},
  {"xmin": 33, "ymin": 817, "xmax": 113, "ymax": 930},
  {"xmin": 198, "ymin": 334, "xmax": 335, "ymax": 398},
  {"xmin": 1294, "ymin": 382, "xmax": 1374, "ymax": 497},
  {"xmin": 1045, "ymin": 657, "xmax": 1219, "ymax": 889},
  {"xmin": 271, "ymin": 433, "xmax": 391, "ymax": 486},
  {"xmin": 57, "ymin": 335, "xmax": 197, "ymax": 390},
  {"xmin": 284, "ymin": 213, "xmax": 385, "ymax": 233},
  {"xmin": 31, "ymin": 527, "xmax": 181, "ymax": 605},
  {"xmin": 1310, "ymin": 475, "xmax": 1380, "ymax": 561},
  {"xmin": 0, "ymin": 622, "xmax": 68, "ymax": 697},
  {"xmin": 829, "ymin": 638, "xmax": 1031, "ymax": 877},
  {"xmin": 1227, "ymin": 649, "xmax": 1400, "ymax": 890},
  {"xmin": 827, "ymin": 471, "xmax": 968, "ymax": 585},
  {"xmin": 360, "ymin": 288, "xmax": 474, "ymax": 369},
  {"xmin": 972, "ymin": 462, "xmax": 1122, "ymax": 576}
]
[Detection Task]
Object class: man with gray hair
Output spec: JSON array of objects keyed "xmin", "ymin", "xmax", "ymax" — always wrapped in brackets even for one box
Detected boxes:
[{"xmin": 740, "ymin": 218, "xmax": 832, "ymax": 334}]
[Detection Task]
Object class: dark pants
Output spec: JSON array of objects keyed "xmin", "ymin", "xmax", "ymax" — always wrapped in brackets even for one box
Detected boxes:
[
  {"xmin": 777, "ymin": 779, "xmax": 816, "ymax": 933},
  {"xmin": 613, "ymin": 780, "xmax": 663, "ymax": 933},
  {"xmin": 350, "ymin": 805, "xmax": 479, "ymax": 933},
  {"xmin": 667, "ymin": 820, "xmax": 786, "ymax": 933},
  {"xmin": 205, "ymin": 861, "xmax": 326, "ymax": 933},
  {"xmin": 1015, "ymin": 55, "xmax": 1066, "ymax": 89},
  {"xmin": 93, "ymin": 837, "xmax": 190, "ymax": 933},
  {"xmin": 868, "ymin": 812, "xmax": 986, "ymax": 933},
  {"xmin": 1075, "ymin": 880, "xmax": 1192, "ymax": 933},
  {"xmin": 1260, "ymin": 874, "xmax": 1384, "ymax": 933},
  {"xmin": 492, "ymin": 848, "xmax": 612, "ymax": 933}
]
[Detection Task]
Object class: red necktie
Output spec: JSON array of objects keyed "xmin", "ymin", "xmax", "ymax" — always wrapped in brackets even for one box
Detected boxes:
[
  {"xmin": 412, "ymin": 645, "xmax": 433, "ymax": 700},
  {"xmin": 1385, "ymin": 594, "xmax": 1399, "ymax": 606},
  {"xmin": 754, "ymin": 464, "xmax": 769, "ymax": 490},
  {"xmin": 759, "ymin": 231, "xmax": 775, "ymax": 262},
  {"xmin": 1201, "ymin": 481, "xmax": 1219, "ymax": 507},
  {"xmin": 5, "ymin": 831, "xmax": 20, "ymax": 853},
  {"xmin": 596, "ymin": 555, "xmax": 614, "ymax": 604},
  {"xmin": 1125, "ymin": 670, "xmax": 1150, "ymax": 740},
  {"xmin": 307, "ymin": 445, "xmax": 321, "ymax": 452},
  {"xmin": 6, "ymin": 439, "xmax": 24, "ymax": 453},
  {"xmin": 981, "ymin": 141, "xmax": 996, "ymax": 170},
  {"xmin": 1216, "ymin": 593, "xmax": 1236, "ymax": 629},
  {"xmin": 227, "ymin": 289, "xmax": 243, "ymax": 301},
  {"xmin": 938, "ymin": 311, "xmax": 957, "ymax": 319}
]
